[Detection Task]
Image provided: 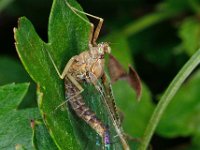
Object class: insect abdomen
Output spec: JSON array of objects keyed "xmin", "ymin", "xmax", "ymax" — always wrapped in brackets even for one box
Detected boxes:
[{"xmin": 64, "ymin": 77, "xmax": 109, "ymax": 139}]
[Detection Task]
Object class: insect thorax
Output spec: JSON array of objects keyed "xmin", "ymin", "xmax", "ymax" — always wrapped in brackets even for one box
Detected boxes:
[{"xmin": 68, "ymin": 43, "xmax": 111, "ymax": 84}]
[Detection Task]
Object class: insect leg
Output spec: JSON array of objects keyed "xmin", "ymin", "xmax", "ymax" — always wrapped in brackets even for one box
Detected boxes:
[
  {"xmin": 64, "ymin": 77, "xmax": 111, "ymax": 148},
  {"xmin": 67, "ymin": 73, "xmax": 84, "ymax": 93},
  {"xmin": 59, "ymin": 57, "xmax": 75, "ymax": 79},
  {"xmin": 64, "ymin": 0, "xmax": 94, "ymax": 45},
  {"xmin": 92, "ymin": 18, "xmax": 103, "ymax": 45},
  {"xmin": 45, "ymin": 46, "xmax": 75, "ymax": 79},
  {"xmin": 54, "ymin": 74, "xmax": 84, "ymax": 111},
  {"xmin": 45, "ymin": 47, "xmax": 63, "ymax": 79},
  {"xmin": 64, "ymin": 0, "xmax": 104, "ymax": 45},
  {"xmin": 70, "ymin": 8, "xmax": 104, "ymax": 45}
]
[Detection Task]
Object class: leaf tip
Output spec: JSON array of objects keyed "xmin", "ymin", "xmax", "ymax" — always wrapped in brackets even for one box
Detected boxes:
[
  {"xmin": 13, "ymin": 27, "xmax": 17, "ymax": 34},
  {"xmin": 13, "ymin": 26, "xmax": 18, "ymax": 46},
  {"xmin": 14, "ymin": 17, "xmax": 30, "ymax": 34},
  {"xmin": 17, "ymin": 17, "xmax": 28, "ymax": 26},
  {"xmin": 13, "ymin": 17, "xmax": 28, "ymax": 48},
  {"xmin": 128, "ymin": 65, "xmax": 142, "ymax": 101},
  {"xmin": 108, "ymin": 54, "xmax": 142, "ymax": 101},
  {"xmin": 108, "ymin": 54, "xmax": 127, "ymax": 83}
]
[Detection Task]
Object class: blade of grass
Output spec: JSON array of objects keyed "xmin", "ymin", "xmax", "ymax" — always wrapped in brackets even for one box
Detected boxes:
[
  {"xmin": 138, "ymin": 49, "xmax": 200, "ymax": 150},
  {"xmin": 0, "ymin": 0, "xmax": 14, "ymax": 12},
  {"xmin": 122, "ymin": 11, "xmax": 175, "ymax": 37}
]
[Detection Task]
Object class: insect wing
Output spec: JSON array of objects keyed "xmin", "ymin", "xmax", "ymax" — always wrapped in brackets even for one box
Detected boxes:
[{"xmin": 82, "ymin": 82, "xmax": 123, "ymax": 149}]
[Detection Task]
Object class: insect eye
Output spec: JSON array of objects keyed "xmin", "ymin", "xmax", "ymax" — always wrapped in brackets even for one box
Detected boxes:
[{"xmin": 98, "ymin": 47, "xmax": 104, "ymax": 54}]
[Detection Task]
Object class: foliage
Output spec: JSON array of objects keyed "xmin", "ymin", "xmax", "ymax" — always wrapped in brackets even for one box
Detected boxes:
[
  {"xmin": 1, "ymin": 0, "xmax": 200, "ymax": 149},
  {"xmin": 14, "ymin": 0, "xmax": 123, "ymax": 149},
  {"xmin": 0, "ymin": 83, "xmax": 39, "ymax": 150}
]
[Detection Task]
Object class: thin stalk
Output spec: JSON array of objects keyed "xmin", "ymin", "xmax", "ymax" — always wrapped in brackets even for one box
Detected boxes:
[
  {"xmin": 188, "ymin": 0, "xmax": 200, "ymax": 15},
  {"xmin": 122, "ymin": 11, "xmax": 176, "ymax": 37},
  {"xmin": 138, "ymin": 49, "xmax": 200, "ymax": 150},
  {"xmin": 0, "ymin": 0, "xmax": 14, "ymax": 12}
]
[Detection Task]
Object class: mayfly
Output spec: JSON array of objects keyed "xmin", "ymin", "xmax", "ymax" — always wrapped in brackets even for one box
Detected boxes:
[{"xmin": 46, "ymin": 0, "xmax": 129, "ymax": 149}]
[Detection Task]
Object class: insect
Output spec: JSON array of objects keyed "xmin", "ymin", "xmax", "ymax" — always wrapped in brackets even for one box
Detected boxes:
[
  {"xmin": 64, "ymin": 77, "xmax": 110, "ymax": 149},
  {"xmin": 46, "ymin": 0, "xmax": 130, "ymax": 149}
]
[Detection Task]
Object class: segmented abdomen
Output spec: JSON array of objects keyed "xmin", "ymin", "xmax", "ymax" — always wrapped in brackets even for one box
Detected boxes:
[{"xmin": 64, "ymin": 76, "xmax": 109, "ymax": 140}]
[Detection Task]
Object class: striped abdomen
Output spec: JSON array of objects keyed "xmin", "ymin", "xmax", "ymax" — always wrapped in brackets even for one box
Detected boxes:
[{"xmin": 64, "ymin": 76, "xmax": 109, "ymax": 143}]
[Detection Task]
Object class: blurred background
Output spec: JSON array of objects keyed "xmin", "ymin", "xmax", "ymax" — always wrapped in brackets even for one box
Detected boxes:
[{"xmin": 1, "ymin": 0, "xmax": 200, "ymax": 149}]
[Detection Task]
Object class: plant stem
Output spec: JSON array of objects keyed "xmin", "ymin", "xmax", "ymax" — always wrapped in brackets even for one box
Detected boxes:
[
  {"xmin": 138, "ymin": 49, "xmax": 200, "ymax": 150},
  {"xmin": 122, "ymin": 11, "xmax": 175, "ymax": 37},
  {"xmin": 0, "ymin": 0, "xmax": 14, "ymax": 12},
  {"xmin": 188, "ymin": 0, "xmax": 200, "ymax": 15}
]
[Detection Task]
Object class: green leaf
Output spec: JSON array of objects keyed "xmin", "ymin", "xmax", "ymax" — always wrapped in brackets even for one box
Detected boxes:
[
  {"xmin": 113, "ymin": 81, "xmax": 154, "ymax": 138},
  {"xmin": 15, "ymin": 0, "xmax": 123, "ymax": 149},
  {"xmin": 32, "ymin": 120, "xmax": 58, "ymax": 150},
  {"xmin": 0, "ymin": 56, "xmax": 36, "ymax": 108},
  {"xmin": 48, "ymin": 0, "xmax": 90, "ymax": 70},
  {"xmin": 157, "ymin": 70, "xmax": 200, "ymax": 137},
  {"xmin": 179, "ymin": 18, "xmax": 200, "ymax": 56},
  {"xmin": 0, "ymin": 83, "xmax": 40, "ymax": 150},
  {"xmin": 158, "ymin": 0, "xmax": 190, "ymax": 13},
  {"xmin": 138, "ymin": 49, "xmax": 200, "ymax": 150},
  {"xmin": 0, "ymin": 83, "xmax": 28, "ymax": 113},
  {"xmin": 191, "ymin": 134, "xmax": 200, "ymax": 149},
  {"xmin": 0, "ymin": 56, "xmax": 30, "ymax": 85},
  {"xmin": 14, "ymin": 5, "xmax": 81, "ymax": 150}
]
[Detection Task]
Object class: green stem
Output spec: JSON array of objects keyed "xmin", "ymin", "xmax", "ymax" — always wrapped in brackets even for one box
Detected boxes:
[
  {"xmin": 138, "ymin": 49, "xmax": 200, "ymax": 150},
  {"xmin": 188, "ymin": 0, "xmax": 200, "ymax": 15},
  {"xmin": 0, "ymin": 0, "xmax": 14, "ymax": 12},
  {"xmin": 122, "ymin": 11, "xmax": 176, "ymax": 37}
]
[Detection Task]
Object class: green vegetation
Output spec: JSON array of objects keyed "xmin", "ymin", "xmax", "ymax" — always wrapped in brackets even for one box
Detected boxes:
[{"xmin": 1, "ymin": 0, "xmax": 200, "ymax": 149}]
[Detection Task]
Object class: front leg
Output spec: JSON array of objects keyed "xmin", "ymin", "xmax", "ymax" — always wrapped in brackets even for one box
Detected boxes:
[
  {"xmin": 67, "ymin": 73, "xmax": 84, "ymax": 94},
  {"xmin": 59, "ymin": 57, "xmax": 75, "ymax": 79},
  {"xmin": 55, "ymin": 74, "xmax": 84, "ymax": 111}
]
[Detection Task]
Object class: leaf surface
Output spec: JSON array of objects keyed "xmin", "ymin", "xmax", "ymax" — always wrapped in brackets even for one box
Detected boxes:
[
  {"xmin": 157, "ymin": 70, "xmax": 200, "ymax": 138},
  {"xmin": 14, "ymin": 0, "xmax": 123, "ymax": 149},
  {"xmin": 0, "ymin": 83, "xmax": 40, "ymax": 150}
]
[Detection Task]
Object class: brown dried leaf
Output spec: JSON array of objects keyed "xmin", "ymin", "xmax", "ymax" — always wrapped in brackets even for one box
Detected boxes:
[
  {"xmin": 108, "ymin": 54, "xmax": 142, "ymax": 101},
  {"xmin": 108, "ymin": 54, "xmax": 126, "ymax": 83},
  {"xmin": 127, "ymin": 66, "xmax": 142, "ymax": 101}
]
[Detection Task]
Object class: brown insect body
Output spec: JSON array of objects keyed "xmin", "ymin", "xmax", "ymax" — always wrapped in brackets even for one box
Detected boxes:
[
  {"xmin": 68, "ymin": 42, "xmax": 111, "ymax": 84},
  {"xmin": 63, "ymin": 42, "xmax": 111, "ymax": 144},
  {"xmin": 48, "ymin": 1, "xmax": 129, "ymax": 148},
  {"xmin": 64, "ymin": 76, "xmax": 107, "ymax": 137}
]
